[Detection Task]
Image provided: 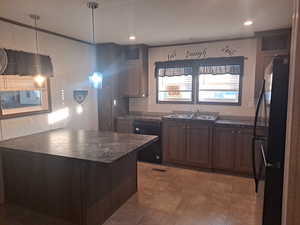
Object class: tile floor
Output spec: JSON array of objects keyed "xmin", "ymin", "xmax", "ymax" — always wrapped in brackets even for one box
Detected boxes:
[
  {"xmin": 104, "ymin": 163, "xmax": 260, "ymax": 225},
  {"xmin": 0, "ymin": 162, "xmax": 260, "ymax": 225}
]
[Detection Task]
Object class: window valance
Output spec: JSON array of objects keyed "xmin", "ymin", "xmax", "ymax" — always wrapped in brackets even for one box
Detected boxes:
[
  {"xmin": 198, "ymin": 64, "xmax": 241, "ymax": 75},
  {"xmin": 155, "ymin": 56, "xmax": 244, "ymax": 77},
  {"xmin": 2, "ymin": 49, "xmax": 54, "ymax": 77},
  {"xmin": 155, "ymin": 60, "xmax": 194, "ymax": 77}
]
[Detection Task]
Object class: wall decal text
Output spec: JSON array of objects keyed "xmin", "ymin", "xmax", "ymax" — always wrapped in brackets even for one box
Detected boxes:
[{"xmin": 185, "ymin": 48, "xmax": 207, "ymax": 59}]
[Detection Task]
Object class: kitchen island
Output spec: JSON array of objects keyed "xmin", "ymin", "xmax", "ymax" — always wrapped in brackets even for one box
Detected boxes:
[{"xmin": 0, "ymin": 129, "xmax": 158, "ymax": 225}]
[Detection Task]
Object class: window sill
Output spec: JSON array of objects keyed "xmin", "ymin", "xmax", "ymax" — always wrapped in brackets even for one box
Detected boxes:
[
  {"xmin": 0, "ymin": 109, "xmax": 52, "ymax": 120},
  {"xmin": 197, "ymin": 101, "xmax": 241, "ymax": 106},
  {"xmin": 157, "ymin": 101, "xmax": 194, "ymax": 105}
]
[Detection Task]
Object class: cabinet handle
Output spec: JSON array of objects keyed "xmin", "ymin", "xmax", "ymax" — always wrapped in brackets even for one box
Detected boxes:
[
  {"xmin": 231, "ymin": 130, "xmax": 235, "ymax": 134},
  {"xmin": 238, "ymin": 130, "xmax": 241, "ymax": 134}
]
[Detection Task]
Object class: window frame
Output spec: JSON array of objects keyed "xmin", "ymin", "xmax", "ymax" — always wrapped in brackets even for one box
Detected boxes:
[
  {"xmin": 195, "ymin": 73, "xmax": 243, "ymax": 106},
  {"xmin": 0, "ymin": 76, "xmax": 52, "ymax": 120},
  {"xmin": 155, "ymin": 57, "xmax": 244, "ymax": 105},
  {"xmin": 156, "ymin": 74, "xmax": 196, "ymax": 104}
]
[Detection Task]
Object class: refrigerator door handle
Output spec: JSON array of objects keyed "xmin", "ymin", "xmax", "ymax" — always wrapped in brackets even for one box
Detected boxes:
[
  {"xmin": 252, "ymin": 137, "xmax": 259, "ymax": 192},
  {"xmin": 252, "ymin": 80, "xmax": 266, "ymax": 192},
  {"xmin": 260, "ymin": 144, "xmax": 281, "ymax": 169},
  {"xmin": 260, "ymin": 144, "xmax": 270, "ymax": 168}
]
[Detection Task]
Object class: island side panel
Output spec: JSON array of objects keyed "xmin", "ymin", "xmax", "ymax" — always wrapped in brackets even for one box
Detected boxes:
[
  {"xmin": 111, "ymin": 151, "xmax": 138, "ymax": 212},
  {"xmin": 82, "ymin": 161, "xmax": 112, "ymax": 225},
  {"xmin": 83, "ymin": 151, "xmax": 138, "ymax": 225},
  {"xmin": 1, "ymin": 149, "xmax": 83, "ymax": 224}
]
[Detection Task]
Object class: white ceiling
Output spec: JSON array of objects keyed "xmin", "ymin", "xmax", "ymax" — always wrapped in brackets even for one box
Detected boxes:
[{"xmin": 0, "ymin": 0, "xmax": 293, "ymax": 45}]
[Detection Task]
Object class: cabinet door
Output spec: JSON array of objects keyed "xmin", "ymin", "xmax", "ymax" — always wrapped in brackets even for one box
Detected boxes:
[
  {"xmin": 123, "ymin": 62, "xmax": 141, "ymax": 97},
  {"xmin": 234, "ymin": 128, "xmax": 253, "ymax": 174},
  {"xmin": 115, "ymin": 119, "xmax": 133, "ymax": 133},
  {"xmin": 162, "ymin": 121, "xmax": 186, "ymax": 163},
  {"xmin": 213, "ymin": 127, "xmax": 236, "ymax": 171},
  {"xmin": 186, "ymin": 123, "xmax": 211, "ymax": 168},
  {"xmin": 98, "ymin": 86, "xmax": 113, "ymax": 131}
]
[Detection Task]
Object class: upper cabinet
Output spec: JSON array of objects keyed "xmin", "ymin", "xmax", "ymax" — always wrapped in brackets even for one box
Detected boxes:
[
  {"xmin": 120, "ymin": 45, "xmax": 148, "ymax": 98},
  {"xmin": 254, "ymin": 28, "xmax": 291, "ymax": 100}
]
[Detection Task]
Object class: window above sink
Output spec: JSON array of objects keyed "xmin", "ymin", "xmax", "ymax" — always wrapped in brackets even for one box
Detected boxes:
[{"xmin": 155, "ymin": 57, "xmax": 244, "ymax": 105}]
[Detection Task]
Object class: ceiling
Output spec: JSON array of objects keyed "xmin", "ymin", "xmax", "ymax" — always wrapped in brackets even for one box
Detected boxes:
[{"xmin": 0, "ymin": 0, "xmax": 293, "ymax": 45}]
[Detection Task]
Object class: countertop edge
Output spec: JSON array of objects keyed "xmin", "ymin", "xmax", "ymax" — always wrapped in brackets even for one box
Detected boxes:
[{"xmin": 117, "ymin": 115, "xmax": 256, "ymax": 127}]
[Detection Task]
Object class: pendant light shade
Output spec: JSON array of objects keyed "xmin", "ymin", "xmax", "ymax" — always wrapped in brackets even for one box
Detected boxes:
[{"xmin": 87, "ymin": 1, "xmax": 103, "ymax": 89}]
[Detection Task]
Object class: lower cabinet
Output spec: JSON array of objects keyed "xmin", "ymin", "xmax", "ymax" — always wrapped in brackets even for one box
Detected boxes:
[
  {"xmin": 213, "ymin": 127, "xmax": 236, "ymax": 171},
  {"xmin": 234, "ymin": 128, "xmax": 253, "ymax": 174},
  {"xmin": 213, "ymin": 126, "xmax": 253, "ymax": 175},
  {"xmin": 163, "ymin": 120, "xmax": 254, "ymax": 176},
  {"xmin": 163, "ymin": 120, "xmax": 212, "ymax": 169},
  {"xmin": 163, "ymin": 120, "xmax": 186, "ymax": 164},
  {"xmin": 186, "ymin": 123, "xmax": 212, "ymax": 168}
]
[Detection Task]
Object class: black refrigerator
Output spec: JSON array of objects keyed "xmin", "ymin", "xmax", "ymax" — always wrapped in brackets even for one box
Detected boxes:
[{"xmin": 252, "ymin": 55, "xmax": 290, "ymax": 225}]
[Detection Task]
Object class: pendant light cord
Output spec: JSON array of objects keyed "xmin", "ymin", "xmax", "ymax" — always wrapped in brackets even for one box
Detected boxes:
[
  {"xmin": 92, "ymin": 7, "xmax": 95, "ymax": 44},
  {"xmin": 34, "ymin": 17, "xmax": 39, "ymax": 55},
  {"xmin": 29, "ymin": 14, "xmax": 40, "ymax": 56},
  {"xmin": 88, "ymin": 2, "xmax": 98, "ymax": 44}
]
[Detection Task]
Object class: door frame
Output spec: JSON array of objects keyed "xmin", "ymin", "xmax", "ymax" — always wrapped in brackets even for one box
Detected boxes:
[{"xmin": 282, "ymin": 0, "xmax": 300, "ymax": 224}]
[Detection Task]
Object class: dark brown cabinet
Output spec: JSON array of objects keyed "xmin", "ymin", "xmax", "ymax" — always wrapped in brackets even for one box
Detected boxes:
[
  {"xmin": 234, "ymin": 128, "xmax": 253, "ymax": 174},
  {"xmin": 186, "ymin": 123, "xmax": 211, "ymax": 168},
  {"xmin": 121, "ymin": 45, "xmax": 148, "ymax": 98},
  {"xmin": 163, "ymin": 120, "xmax": 186, "ymax": 163},
  {"xmin": 213, "ymin": 126, "xmax": 253, "ymax": 175},
  {"xmin": 213, "ymin": 127, "xmax": 236, "ymax": 171},
  {"xmin": 254, "ymin": 29, "xmax": 291, "ymax": 100},
  {"xmin": 163, "ymin": 120, "xmax": 212, "ymax": 168},
  {"xmin": 115, "ymin": 118, "xmax": 134, "ymax": 133},
  {"xmin": 96, "ymin": 43, "xmax": 129, "ymax": 131}
]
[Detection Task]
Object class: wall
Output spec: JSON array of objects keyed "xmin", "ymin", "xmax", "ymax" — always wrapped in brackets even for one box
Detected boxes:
[
  {"xmin": 129, "ymin": 38, "xmax": 257, "ymax": 117},
  {"xmin": 0, "ymin": 21, "xmax": 98, "ymax": 140}
]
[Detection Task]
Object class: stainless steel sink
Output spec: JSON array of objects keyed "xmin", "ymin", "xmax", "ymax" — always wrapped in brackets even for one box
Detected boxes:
[
  {"xmin": 164, "ymin": 112, "xmax": 218, "ymax": 121},
  {"xmin": 165, "ymin": 114, "xmax": 193, "ymax": 119},
  {"xmin": 192, "ymin": 114, "xmax": 218, "ymax": 121}
]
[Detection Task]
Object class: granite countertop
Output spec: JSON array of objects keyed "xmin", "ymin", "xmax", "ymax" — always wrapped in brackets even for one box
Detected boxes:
[
  {"xmin": 0, "ymin": 129, "xmax": 158, "ymax": 164},
  {"xmin": 117, "ymin": 114, "xmax": 256, "ymax": 127},
  {"xmin": 215, "ymin": 119, "xmax": 255, "ymax": 127},
  {"xmin": 117, "ymin": 115, "xmax": 162, "ymax": 122}
]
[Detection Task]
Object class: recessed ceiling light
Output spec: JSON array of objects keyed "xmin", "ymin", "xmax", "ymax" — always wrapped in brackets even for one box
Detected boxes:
[
  {"xmin": 129, "ymin": 35, "xmax": 136, "ymax": 41},
  {"xmin": 244, "ymin": 20, "xmax": 253, "ymax": 26}
]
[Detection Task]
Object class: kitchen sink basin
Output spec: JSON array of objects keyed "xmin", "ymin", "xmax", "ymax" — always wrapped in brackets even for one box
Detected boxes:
[
  {"xmin": 164, "ymin": 112, "xmax": 218, "ymax": 121},
  {"xmin": 192, "ymin": 115, "xmax": 218, "ymax": 121}
]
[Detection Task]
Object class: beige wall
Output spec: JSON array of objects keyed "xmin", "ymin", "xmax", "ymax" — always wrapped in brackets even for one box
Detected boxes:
[
  {"xmin": 0, "ymin": 21, "xmax": 98, "ymax": 140},
  {"xmin": 0, "ymin": 20, "xmax": 99, "ymax": 204},
  {"xmin": 129, "ymin": 38, "xmax": 257, "ymax": 117}
]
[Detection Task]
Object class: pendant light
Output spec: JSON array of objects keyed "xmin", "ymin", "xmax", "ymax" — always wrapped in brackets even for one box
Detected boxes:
[
  {"xmin": 29, "ymin": 14, "xmax": 46, "ymax": 87},
  {"xmin": 87, "ymin": 1, "xmax": 103, "ymax": 89}
]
